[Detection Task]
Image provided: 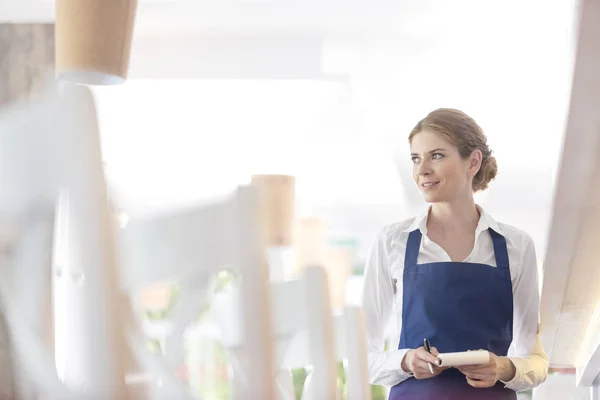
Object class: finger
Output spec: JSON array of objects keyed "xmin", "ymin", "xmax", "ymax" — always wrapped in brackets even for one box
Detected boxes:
[
  {"xmin": 413, "ymin": 363, "xmax": 449, "ymax": 379},
  {"xmin": 458, "ymin": 366, "xmax": 490, "ymax": 377},
  {"xmin": 430, "ymin": 346, "xmax": 440, "ymax": 356},
  {"xmin": 458, "ymin": 365, "xmax": 492, "ymax": 374},
  {"xmin": 415, "ymin": 359, "xmax": 435, "ymax": 374},
  {"xmin": 466, "ymin": 377, "xmax": 494, "ymax": 388},
  {"xmin": 413, "ymin": 366, "xmax": 434, "ymax": 379},
  {"xmin": 408, "ymin": 359, "xmax": 426, "ymax": 373},
  {"xmin": 416, "ymin": 348, "xmax": 439, "ymax": 365},
  {"xmin": 413, "ymin": 360, "xmax": 440, "ymax": 378},
  {"xmin": 459, "ymin": 364, "xmax": 488, "ymax": 372},
  {"xmin": 459, "ymin": 369, "xmax": 491, "ymax": 380}
]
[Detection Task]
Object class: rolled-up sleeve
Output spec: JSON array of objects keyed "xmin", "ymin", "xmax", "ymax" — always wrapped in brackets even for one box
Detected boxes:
[
  {"xmin": 361, "ymin": 229, "xmax": 413, "ymax": 386},
  {"xmin": 502, "ymin": 235, "xmax": 549, "ymax": 391}
]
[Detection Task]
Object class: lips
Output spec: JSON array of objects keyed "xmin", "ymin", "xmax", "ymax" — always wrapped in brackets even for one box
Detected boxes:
[{"xmin": 421, "ymin": 181, "xmax": 440, "ymax": 188}]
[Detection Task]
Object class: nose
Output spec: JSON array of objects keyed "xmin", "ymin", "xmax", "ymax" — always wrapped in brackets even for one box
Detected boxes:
[{"xmin": 416, "ymin": 159, "xmax": 432, "ymax": 176}]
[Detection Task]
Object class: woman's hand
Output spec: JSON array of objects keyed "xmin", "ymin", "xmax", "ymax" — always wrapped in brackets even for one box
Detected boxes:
[
  {"xmin": 457, "ymin": 351, "xmax": 516, "ymax": 388},
  {"xmin": 401, "ymin": 346, "xmax": 449, "ymax": 379}
]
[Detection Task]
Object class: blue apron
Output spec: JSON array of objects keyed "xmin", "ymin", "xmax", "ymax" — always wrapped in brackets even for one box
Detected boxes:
[{"xmin": 389, "ymin": 228, "xmax": 517, "ymax": 400}]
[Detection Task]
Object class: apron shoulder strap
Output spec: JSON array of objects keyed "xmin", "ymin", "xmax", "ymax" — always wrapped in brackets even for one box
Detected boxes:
[
  {"xmin": 405, "ymin": 229, "xmax": 422, "ymax": 266},
  {"xmin": 488, "ymin": 228, "xmax": 510, "ymax": 270}
]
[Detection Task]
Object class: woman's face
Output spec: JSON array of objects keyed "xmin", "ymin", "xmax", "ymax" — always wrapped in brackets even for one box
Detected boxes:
[{"xmin": 410, "ymin": 130, "xmax": 479, "ymax": 204}]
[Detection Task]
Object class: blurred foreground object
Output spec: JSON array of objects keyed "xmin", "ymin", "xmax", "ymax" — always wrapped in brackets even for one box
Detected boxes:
[{"xmin": 0, "ymin": 78, "xmax": 128, "ymax": 397}]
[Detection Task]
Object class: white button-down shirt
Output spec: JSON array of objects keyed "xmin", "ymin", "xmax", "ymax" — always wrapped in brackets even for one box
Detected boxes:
[{"xmin": 361, "ymin": 206, "xmax": 548, "ymax": 392}]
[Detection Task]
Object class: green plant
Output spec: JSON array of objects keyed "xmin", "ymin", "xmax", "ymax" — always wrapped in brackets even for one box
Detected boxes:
[
  {"xmin": 292, "ymin": 367, "xmax": 308, "ymax": 399},
  {"xmin": 291, "ymin": 363, "xmax": 387, "ymax": 400}
]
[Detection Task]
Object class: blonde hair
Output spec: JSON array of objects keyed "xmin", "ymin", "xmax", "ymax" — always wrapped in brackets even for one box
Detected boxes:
[{"xmin": 408, "ymin": 108, "xmax": 497, "ymax": 192}]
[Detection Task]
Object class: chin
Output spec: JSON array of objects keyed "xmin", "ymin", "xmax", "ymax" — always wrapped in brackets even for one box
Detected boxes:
[
  {"xmin": 422, "ymin": 196, "xmax": 441, "ymax": 204},
  {"xmin": 421, "ymin": 192, "xmax": 445, "ymax": 204}
]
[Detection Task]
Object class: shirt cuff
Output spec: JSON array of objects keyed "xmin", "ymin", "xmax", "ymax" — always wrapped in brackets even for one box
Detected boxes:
[
  {"xmin": 389, "ymin": 349, "xmax": 414, "ymax": 381},
  {"xmin": 500, "ymin": 357, "xmax": 527, "ymax": 391}
]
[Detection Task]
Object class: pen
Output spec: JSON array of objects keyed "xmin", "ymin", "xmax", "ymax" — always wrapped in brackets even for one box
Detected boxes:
[{"xmin": 424, "ymin": 338, "xmax": 435, "ymax": 375}]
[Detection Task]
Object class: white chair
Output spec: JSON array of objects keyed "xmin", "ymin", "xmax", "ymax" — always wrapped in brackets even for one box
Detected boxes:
[
  {"xmin": 118, "ymin": 185, "xmax": 277, "ymax": 399},
  {"xmin": 281, "ymin": 305, "xmax": 372, "ymax": 400},
  {"xmin": 339, "ymin": 306, "xmax": 371, "ymax": 400},
  {"xmin": 129, "ymin": 197, "xmax": 366, "ymax": 400},
  {"xmin": 0, "ymin": 79, "xmax": 274, "ymax": 400},
  {"xmin": 0, "ymin": 79, "xmax": 128, "ymax": 398},
  {"xmin": 0, "ymin": 76, "xmax": 367, "ymax": 400},
  {"xmin": 211, "ymin": 267, "xmax": 371, "ymax": 400},
  {"xmin": 211, "ymin": 265, "xmax": 339, "ymax": 400}
]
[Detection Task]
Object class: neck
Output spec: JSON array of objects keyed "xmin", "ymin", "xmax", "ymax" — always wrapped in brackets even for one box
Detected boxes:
[{"xmin": 428, "ymin": 195, "xmax": 479, "ymax": 234}]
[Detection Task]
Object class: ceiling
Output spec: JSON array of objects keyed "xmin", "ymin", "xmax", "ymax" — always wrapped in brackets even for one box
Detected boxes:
[
  {"xmin": 86, "ymin": 0, "xmax": 575, "ymax": 256},
  {"xmin": 0, "ymin": 0, "xmax": 535, "ymax": 35},
  {"xmin": 0, "ymin": 0, "xmax": 576, "ymax": 250},
  {"xmin": 0, "ymin": 0, "xmax": 574, "ymax": 38}
]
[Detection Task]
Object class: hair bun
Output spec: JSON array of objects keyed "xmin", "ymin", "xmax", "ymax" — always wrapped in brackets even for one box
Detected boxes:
[{"xmin": 473, "ymin": 153, "xmax": 497, "ymax": 192}]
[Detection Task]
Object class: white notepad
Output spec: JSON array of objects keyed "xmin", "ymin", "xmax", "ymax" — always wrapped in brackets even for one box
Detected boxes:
[{"xmin": 437, "ymin": 350, "xmax": 490, "ymax": 367}]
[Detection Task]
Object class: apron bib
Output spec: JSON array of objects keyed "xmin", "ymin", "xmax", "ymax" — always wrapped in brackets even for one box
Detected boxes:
[{"xmin": 389, "ymin": 229, "xmax": 516, "ymax": 400}]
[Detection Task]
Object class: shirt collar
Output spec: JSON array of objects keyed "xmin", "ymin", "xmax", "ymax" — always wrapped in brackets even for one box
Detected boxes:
[
  {"xmin": 404, "ymin": 207, "xmax": 430, "ymax": 234},
  {"xmin": 403, "ymin": 205, "xmax": 504, "ymax": 236}
]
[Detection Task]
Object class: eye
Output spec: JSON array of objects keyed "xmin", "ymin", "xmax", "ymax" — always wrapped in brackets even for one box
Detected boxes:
[
  {"xmin": 411, "ymin": 156, "xmax": 420, "ymax": 164},
  {"xmin": 431, "ymin": 153, "xmax": 444, "ymax": 160}
]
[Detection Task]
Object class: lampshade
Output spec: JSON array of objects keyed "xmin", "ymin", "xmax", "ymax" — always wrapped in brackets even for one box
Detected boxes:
[
  {"xmin": 55, "ymin": 0, "xmax": 138, "ymax": 85},
  {"xmin": 251, "ymin": 174, "xmax": 296, "ymax": 247}
]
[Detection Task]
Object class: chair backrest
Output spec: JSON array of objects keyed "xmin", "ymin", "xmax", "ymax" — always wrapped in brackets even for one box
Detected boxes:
[
  {"xmin": 118, "ymin": 185, "xmax": 277, "ymax": 400},
  {"xmin": 212, "ymin": 266, "xmax": 372, "ymax": 400},
  {"xmin": 280, "ymin": 307, "xmax": 371, "ymax": 400},
  {"xmin": 212, "ymin": 272, "xmax": 315, "ymax": 347},
  {"xmin": 120, "ymin": 196, "xmax": 237, "ymax": 292}
]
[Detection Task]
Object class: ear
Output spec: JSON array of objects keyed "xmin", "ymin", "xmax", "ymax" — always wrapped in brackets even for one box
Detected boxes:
[{"xmin": 467, "ymin": 150, "xmax": 483, "ymax": 177}]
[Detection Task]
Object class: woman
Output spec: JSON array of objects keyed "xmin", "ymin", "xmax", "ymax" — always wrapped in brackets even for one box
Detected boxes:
[{"xmin": 361, "ymin": 109, "xmax": 548, "ymax": 399}]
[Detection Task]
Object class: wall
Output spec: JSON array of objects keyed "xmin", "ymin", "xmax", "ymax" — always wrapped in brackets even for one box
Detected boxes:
[
  {"xmin": 0, "ymin": 22, "xmax": 55, "ymax": 397},
  {"xmin": 0, "ymin": 23, "xmax": 54, "ymax": 106},
  {"xmin": 532, "ymin": 372, "xmax": 590, "ymax": 400}
]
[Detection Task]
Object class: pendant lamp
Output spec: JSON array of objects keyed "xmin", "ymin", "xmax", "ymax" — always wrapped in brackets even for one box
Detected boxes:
[{"xmin": 55, "ymin": 0, "xmax": 138, "ymax": 85}]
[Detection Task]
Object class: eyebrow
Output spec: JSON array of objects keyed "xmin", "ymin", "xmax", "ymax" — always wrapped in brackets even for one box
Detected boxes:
[{"xmin": 410, "ymin": 148, "xmax": 448, "ymax": 156}]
